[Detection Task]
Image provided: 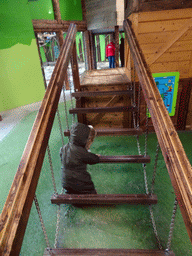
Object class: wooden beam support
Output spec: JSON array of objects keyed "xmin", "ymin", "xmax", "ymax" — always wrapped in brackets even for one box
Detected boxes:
[
  {"xmin": 115, "ymin": 25, "xmax": 119, "ymax": 68},
  {"xmin": 81, "ymin": 0, "xmax": 87, "ymax": 22},
  {"xmin": 52, "ymin": 0, "xmax": 62, "ymax": 22},
  {"xmin": 51, "ymin": 194, "xmax": 157, "ymax": 205},
  {"xmin": 32, "ymin": 20, "xmax": 87, "ymax": 32},
  {"xmin": 43, "ymin": 248, "xmax": 175, "ymax": 255},
  {"xmin": 64, "ymin": 127, "xmax": 143, "ymax": 137},
  {"xmin": 69, "ymin": 105, "xmax": 138, "ymax": 114},
  {"xmin": 72, "ymin": 90, "xmax": 133, "ymax": 98},
  {"xmin": 124, "ymin": 19, "xmax": 192, "ymax": 242},
  {"xmin": 0, "ymin": 24, "xmax": 77, "ymax": 256}
]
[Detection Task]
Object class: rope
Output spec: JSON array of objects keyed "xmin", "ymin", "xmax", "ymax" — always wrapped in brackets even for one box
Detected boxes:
[
  {"xmin": 166, "ymin": 198, "xmax": 178, "ymax": 251},
  {"xmin": 34, "ymin": 195, "xmax": 52, "ymax": 252}
]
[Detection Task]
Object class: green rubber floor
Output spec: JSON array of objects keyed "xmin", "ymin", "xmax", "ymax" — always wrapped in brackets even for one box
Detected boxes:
[{"xmin": 0, "ymin": 102, "xmax": 192, "ymax": 255}]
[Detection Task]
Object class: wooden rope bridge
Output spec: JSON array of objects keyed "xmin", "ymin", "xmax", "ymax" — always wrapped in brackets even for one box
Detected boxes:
[{"xmin": 1, "ymin": 20, "xmax": 192, "ymax": 256}]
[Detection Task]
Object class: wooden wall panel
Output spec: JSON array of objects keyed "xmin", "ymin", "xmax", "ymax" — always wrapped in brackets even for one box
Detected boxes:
[
  {"xmin": 125, "ymin": 8, "xmax": 192, "ymax": 130},
  {"xmin": 126, "ymin": 9, "xmax": 192, "ymax": 79}
]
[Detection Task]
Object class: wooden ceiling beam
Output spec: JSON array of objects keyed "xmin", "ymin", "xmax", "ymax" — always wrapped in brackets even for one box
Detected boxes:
[{"xmin": 32, "ymin": 20, "xmax": 87, "ymax": 32}]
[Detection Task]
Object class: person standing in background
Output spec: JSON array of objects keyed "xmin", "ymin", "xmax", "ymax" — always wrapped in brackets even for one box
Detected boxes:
[
  {"xmin": 106, "ymin": 38, "xmax": 115, "ymax": 68},
  {"xmin": 120, "ymin": 38, "xmax": 125, "ymax": 67}
]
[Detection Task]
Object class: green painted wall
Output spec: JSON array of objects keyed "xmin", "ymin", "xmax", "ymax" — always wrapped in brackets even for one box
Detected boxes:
[
  {"xmin": 0, "ymin": 0, "xmax": 45, "ymax": 111},
  {"xmin": 28, "ymin": 0, "xmax": 54, "ymax": 20},
  {"xmin": 59, "ymin": 0, "xmax": 83, "ymax": 21}
]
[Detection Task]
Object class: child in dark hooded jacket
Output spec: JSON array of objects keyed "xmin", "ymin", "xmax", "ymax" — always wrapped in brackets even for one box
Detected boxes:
[{"xmin": 60, "ymin": 122, "xmax": 99, "ymax": 194}]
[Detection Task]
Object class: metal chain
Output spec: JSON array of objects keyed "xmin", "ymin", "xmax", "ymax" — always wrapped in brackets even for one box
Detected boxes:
[
  {"xmin": 54, "ymin": 205, "xmax": 61, "ymax": 248},
  {"xmin": 166, "ymin": 198, "xmax": 178, "ymax": 251},
  {"xmin": 131, "ymin": 60, "xmax": 162, "ymax": 250},
  {"xmin": 62, "ymin": 84, "xmax": 69, "ymax": 130},
  {"xmin": 56, "ymin": 108, "xmax": 65, "ymax": 146},
  {"xmin": 34, "ymin": 194, "xmax": 52, "ymax": 252},
  {"xmin": 137, "ymin": 83, "xmax": 141, "ymax": 129},
  {"xmin": 47, "ymin": 145, "xmax": 57, "ymax": 195},
  {"xmin": 151, "ymin": 142, "xmax": 160, "ymax": 194},
  {"xmin": 149, "ymin": 205, "xmax": 163, "ymax": 249},
  {"xmin": 69, "ymin": 67, "xmax": 75, "ymax": 125}
]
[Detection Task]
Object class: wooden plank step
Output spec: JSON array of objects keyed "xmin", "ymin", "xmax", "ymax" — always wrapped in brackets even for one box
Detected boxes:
[
  {"xmin": 72, "ymin": 90, "xmax": 133, "ymax": 98},
  {"xmin": 51, "ymin": 194, "xmax": 157, "ymax": 205},
  {"xmin": 69, "ymin": 106, "xmax": 138, "ymax": 114},
  {"xmin": 44, "ymin": 248, "xmax": 175, "ymax": 255},
  {"xmin": 99, "ymin": 155, "xmax": 150, "ymax": 164},
  {"xmin": 64, "ymin": 128, "xmax": 143, "ymax": 137}
]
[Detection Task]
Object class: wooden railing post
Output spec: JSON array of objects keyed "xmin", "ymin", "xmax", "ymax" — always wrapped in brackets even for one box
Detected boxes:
[
  {"xmin": 71, "ymin": 42, "xmax": 84, "ymax": 123},
  {"xmin": 115, "ymin": 25, "xmax": 119, "ymax": 68}
]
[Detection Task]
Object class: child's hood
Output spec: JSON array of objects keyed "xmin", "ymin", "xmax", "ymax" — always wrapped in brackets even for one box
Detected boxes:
[{"xmin": 70, "ymin": 122, "xmax": 90, "ymax": 147}]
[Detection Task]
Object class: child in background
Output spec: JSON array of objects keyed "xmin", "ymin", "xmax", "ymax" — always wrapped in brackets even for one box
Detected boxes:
[{"xmin": 60, "ymin": 123, "xmax": 99, "ymax": 194}]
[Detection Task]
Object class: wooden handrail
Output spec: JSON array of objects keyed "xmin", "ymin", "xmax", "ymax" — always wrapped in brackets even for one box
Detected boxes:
[
  {"xmin": 0, "ymin": 24, "xmax": 77, "ymax": 256},
  {"xmin": 124, "ymin": 19, "xmax": 192, "ymax": 242}
]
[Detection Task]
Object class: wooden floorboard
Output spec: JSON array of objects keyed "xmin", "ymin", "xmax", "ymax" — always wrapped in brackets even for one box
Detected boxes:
[
  {"xmin": 44, "ymin": 248, "xmax": 175, "ymax": 255},
  {"xmin": 51, "ymin": 194, "xmax": 157, "ymax": 205},
  {"xmin": 72, "ymin": 90, "xmax": 133, "ymax": 98},
  {"xmin": 69, "ymin": 106, "xmax": 138, "ymax": 114},
  {"xmin": 81, "ymin": 68, "xmax": 131, "ymax": 86},
  {"xmin": 64, "ymin": 128, "xmax": 143, "ymax": 137}
]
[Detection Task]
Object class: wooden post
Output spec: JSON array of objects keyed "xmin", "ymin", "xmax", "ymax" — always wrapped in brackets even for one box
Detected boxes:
[
  {"xmin": 0, "ymin": 115, "xmax": 2, "ymax": 121},
  {"xmin": 96, "ymin": 35, "xmax": 101, "ymax": 62},
  {"xmin": 90, "ymin": 31, "xmax": 96, "ymax": 69},
  {"xmin": 84, "ymin": 31, "xmax": 93, "ymax": 70},
  {"xmin": 52, "ymin": 0, "xmax": 62, "ymax": 22},
  {"xmin": 79, "ymin": 38, "xmax": 84, "ymax": 62},
  {"xmin": 115, "ymin": 25, "xmax": 119, "ymax": 68},
  {"xmin": 81, "ymin": 0, "xmax": 87, "ymax": 22},
  {"xmin": 71, "ymin": 42, "xmax": 84, "ymax": 123},
  {"xmin": 35, "ymin": 33, "xmax": 47, "ymax": 89}
]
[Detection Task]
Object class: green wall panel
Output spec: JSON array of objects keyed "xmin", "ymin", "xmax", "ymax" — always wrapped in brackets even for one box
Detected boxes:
[
  {"xmin": 0, "ymin": 0, "xmax": 34, "ymax": 49},
  {"xmin": 0, "ymin": 40, "xmax": 45, "ymax": 111},
  {"xmin": 0, "ymin": 0, "xmax": 45, "ymax": 111},
  {"xmin": 59, "ymin": 0, "xmax": 83, "ymax": 21},
  {"xmin": 28, "ymin": 0, "xmax": 54, "ymax": 20}
]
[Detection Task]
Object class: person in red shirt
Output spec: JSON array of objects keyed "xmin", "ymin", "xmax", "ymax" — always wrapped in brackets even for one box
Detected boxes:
[{"xmin": 106, "ymin": 40, "xmax": 115, "ymax": 68}]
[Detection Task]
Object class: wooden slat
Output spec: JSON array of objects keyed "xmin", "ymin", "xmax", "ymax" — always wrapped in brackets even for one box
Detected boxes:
[
  {"xmin": 51, "ymin": 194, "xmax": 158, "ymax": 205},
  {"xmin": 69, "ymin": 106, "xmax": 138, "ymax": 114},
  {"xmin": 124, "ymin": 19, "xmax": 192, "ymax": 242},
  {"xmin": 64, "ymin": 128, "xmax": 143, "ymax": 136},
  {"xmin": 44, "ymin": 248, "xmax": 175, "ymax": 255},
  {"xmin": 72, "ymin": 90, "xmax": 133, "ymax": 98},
  {"xmin": 99, "ymin": 155, "xmax": 150, "ymax": 163},
  {"xmin": 0, "ymin": 24, "xmax": 77, "ymax": 256}
]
